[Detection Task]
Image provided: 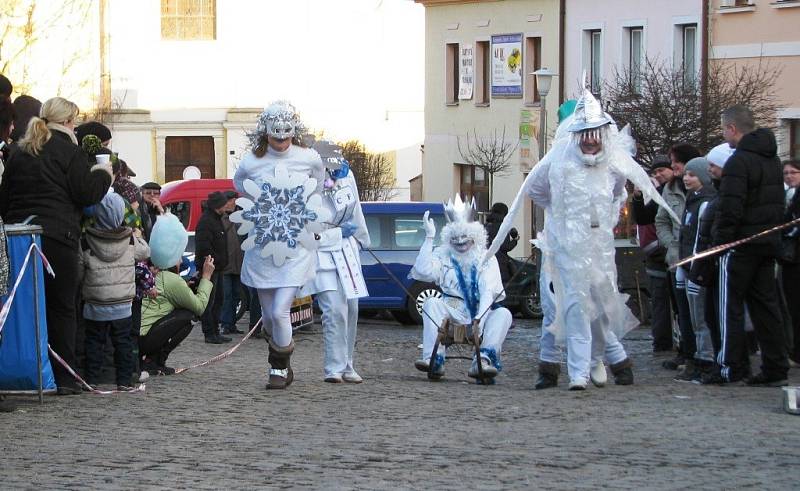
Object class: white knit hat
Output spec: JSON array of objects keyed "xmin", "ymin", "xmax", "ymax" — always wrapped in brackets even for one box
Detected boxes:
[
  {"xmin": 149, "ymin": 213, "xmax": 188, "ymax": 269},
  {"xmin": 706, "ymin": 143, "xmax": 734, "ymax": 169}
]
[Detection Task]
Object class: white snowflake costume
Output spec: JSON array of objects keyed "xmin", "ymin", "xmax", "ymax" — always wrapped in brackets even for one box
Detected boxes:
[
  {"xmin": 411, "ymin": 196, "xmax": 512, "ymax": 382},
  {"xmin": 487, "ymin": 87, "xmax": 678, "ymax": 389},
  {"xmin": 303, "ymin": 144, "xmax": 371, "ymax": 382}
]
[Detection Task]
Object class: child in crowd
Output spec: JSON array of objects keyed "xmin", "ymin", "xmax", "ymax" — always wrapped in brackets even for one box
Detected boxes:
[
  {"xmin": 675, "ymin": 157, "xmax": 716, "ymax": 382},
  {"xmin": 79, "ymin": 192, "xmax": 150, "ymax": 389}
]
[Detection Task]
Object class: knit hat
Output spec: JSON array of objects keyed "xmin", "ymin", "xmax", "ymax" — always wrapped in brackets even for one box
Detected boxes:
[
  {"xmin": 95, "ymin": 192, "xmax": 125, "ymax": 230},
  {"xmin": 206, "ymin": 191, "xmax": 227, "ymax": 211},
  {"xmin": 706, "ymin": 143, "xmax": 734, "ymax": 169},
  {"xmin": 75, "ymin": 121, "xmax": 112, "ymax": 144},
  {"xmin": 685, "ymin": 157, "xmax": 712, "ymax": 187},
  {"xmin": 650, "ymin": 154, "xmax": 671, "ymax": 171},
  {"xmin": 150, "ymin": 214, "xmax": 188, "ymax": 269}
]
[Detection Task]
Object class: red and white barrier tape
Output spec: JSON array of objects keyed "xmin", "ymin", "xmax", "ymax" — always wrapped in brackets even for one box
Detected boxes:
[
  {"xmin": 0, "ymin": 242, "xmax": 54, "ymax": 336},
  {"xmin": 174, "ymin": 318, "xmax": 263, "ymax": 374},
  {"xmin": 48, "ymin": 345, "xmax": 145, "ymax": 395}
]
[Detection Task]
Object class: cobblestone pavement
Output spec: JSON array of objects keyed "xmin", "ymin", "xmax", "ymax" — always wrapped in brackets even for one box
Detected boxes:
[{"xmin": 2, "ymin": 316, "xmax": 799, "ymax": 490}]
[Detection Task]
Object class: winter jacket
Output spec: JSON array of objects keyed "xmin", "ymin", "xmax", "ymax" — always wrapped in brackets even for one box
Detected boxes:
[
  {"xmin": 221, "ymin": 214, "xmax": 243, "ymax": 275},
  {"xmin": 712, "ymin": 128, "xmax": 784, "ymax": 256},
  {"xmin": 485, "ymin": 213, "xmax": 518, "ymax": 283},
  {"xmin": 78, "ymin": 226, "xmax": 150, "ymax": 306},
  {"xmin": 631, "ymin": 185, "xmax": 668, "ymax": 273},
  {"xmin": 679, "ymin": 186, "xmax": 716, "ymax": 267},
  {"xmin": 688, "ymin": 184, "xmax": 720, "ymax": 286},
  {"xmin": 781, "ymin": 189, "xmax": 800, "ymax": 264},
  {"xmin": 140, "ymin": 271, "xmax": 213, "ymax": 336},
  {"xmin": 195, "ymin": 208, "xmax": 228, "ymax": 272},
  {"xmin": 655, "ymin": 178, "xmax": 687, "ymax": 266},
  {"xmin": 0, "ymin": 130, "xmax": 111, "ymax": 247}
]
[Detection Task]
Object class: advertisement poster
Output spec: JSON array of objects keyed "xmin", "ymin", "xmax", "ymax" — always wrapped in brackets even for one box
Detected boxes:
[
  {"xmin": 519, "ymin": 108, "xmax": 536, "ymax": 172},
  {"xmin": 491, "ymin": 33, "xmax": 522, "ymax": 97},
  {"xmin": 459, "ymin": 44, "xmax": 474, "ymax": 100}
]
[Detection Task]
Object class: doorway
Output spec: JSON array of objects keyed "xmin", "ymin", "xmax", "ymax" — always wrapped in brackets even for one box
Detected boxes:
[{"xmin": 165, "ymin": 136, "xmax": 215, "ymax": 182}]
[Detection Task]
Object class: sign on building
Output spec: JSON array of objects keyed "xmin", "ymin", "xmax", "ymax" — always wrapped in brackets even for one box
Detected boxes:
[
  {"xmin": 491, "ymin": 33, "xmax": 522, "ymax": 97},
  {"xmin": 459, "ymin": 44, "xmax": 474, "ymax": 100}
]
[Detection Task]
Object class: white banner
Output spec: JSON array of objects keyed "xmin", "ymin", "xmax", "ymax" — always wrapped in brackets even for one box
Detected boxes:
[
  {"xmin": 459, "ymin": 44, "xmax": 474, "ymax": 100},
  {"xmin": 491, "ymin": 33, "xmax": 522, "ymax": 97}
]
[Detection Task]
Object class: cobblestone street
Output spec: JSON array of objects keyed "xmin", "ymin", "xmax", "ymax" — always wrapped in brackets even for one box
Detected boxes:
[{"xmin": 2, "ymin": 316, "xmax": 798, "ymax": 490}]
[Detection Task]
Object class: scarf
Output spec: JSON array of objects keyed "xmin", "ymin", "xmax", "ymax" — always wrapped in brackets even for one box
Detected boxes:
[
  {"xmin": 47, "ymin": 122, "xmax": 78, "ymax": 145},
  {"xmin": 451, "ymin": 253, "xmax": 479, "ymax": 319}
]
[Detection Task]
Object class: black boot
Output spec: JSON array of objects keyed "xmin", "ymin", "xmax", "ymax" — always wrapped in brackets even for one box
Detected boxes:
[
  {"xmin": 534, "ymin": 361, "xmax": 560, "ymax": 390},
  {"xmin": 610, "ymin": 358, "xmax": 634, "ymax": 385},
  {"xmin": 266, "ymin": 339, "xmax": 295, "ymax": 390}
]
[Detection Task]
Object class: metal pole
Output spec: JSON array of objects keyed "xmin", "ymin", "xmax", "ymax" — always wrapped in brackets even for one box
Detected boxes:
[
  {"xmin": 32, "ymin": 239, "xmax": 43, "ymax": 404},
  {"xmin": 538, "ymin": 94, "xmax": 547, "ymax": 159}
]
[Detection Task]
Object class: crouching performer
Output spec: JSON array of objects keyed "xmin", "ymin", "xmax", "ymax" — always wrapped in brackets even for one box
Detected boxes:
[
  {"xmin": 412, "ymin": 195, "xmax": 512, "ymax": 383},
  {"xmin": 486, "ymin": 83, "xmax": 679, "ymax": 390}
]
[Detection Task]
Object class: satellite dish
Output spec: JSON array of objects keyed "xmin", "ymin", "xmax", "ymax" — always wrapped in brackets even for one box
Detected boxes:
[{"xmin": 183, "ymin": 165, "xmax": 202, "ymax": 180}]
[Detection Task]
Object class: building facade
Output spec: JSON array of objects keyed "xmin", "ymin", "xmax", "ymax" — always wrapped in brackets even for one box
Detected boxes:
[
  {"xmin": 415, "ymin": 0, "xmax": 562, "ymax": 254},
  {"xmin": 710, "ymin": 0, "xmax": 800, "ymax": 161}
]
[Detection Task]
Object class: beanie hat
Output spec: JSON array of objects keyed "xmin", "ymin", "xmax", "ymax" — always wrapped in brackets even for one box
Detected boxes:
[
  {"xmin": 150, "ymin": 214, "xmax": 188, "ymax": 269},
  {"xmin": 685, "ymin": 157, "xmax": 712, "ymax": 187},
  {"xmin": 206, "ymin": 191, "xmax": 227, "ymax": 211},
  {"xmin": 650, "ymin": 154, "xmax": 671, "ymax": 171},
  {"xmin": 706, "ymin": 143, "xmax": 734, "ymax": 169},
  {"xmin": 95, "ymin": 192, "xmax": 125, "ymax": 230},
  {"xmin": 76, "ymin": 121, "xmax": 112, "ymax": 144}
]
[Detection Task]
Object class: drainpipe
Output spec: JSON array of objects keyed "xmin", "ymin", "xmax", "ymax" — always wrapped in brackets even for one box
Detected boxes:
[
  {"xmin": 559, "ymin": 0, "xmax": 565, "ymax": 105},
  {"xmin": 700, "ymin": 0, "xmax": 710, "ymax": 151}
]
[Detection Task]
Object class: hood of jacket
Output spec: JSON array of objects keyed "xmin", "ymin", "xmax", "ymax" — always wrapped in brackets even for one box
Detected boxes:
[
  {"xmin": 737, "ymin": 128, "xmax": 777, "ymax": 158},
  {"xmin": 85, "ymin": 226, "xmax": 132, "ymax": 263}
]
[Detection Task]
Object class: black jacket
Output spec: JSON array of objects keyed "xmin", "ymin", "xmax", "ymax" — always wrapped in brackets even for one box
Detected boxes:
[
  {"xmin": 630, "ymin": 185, "xmax": 664, "ymax": 226},
  {"xmin": 679, "ymin": 186, "xmax": 716, "ymax": 265},
  {"xmin": 689, "ymin": 181, "xmax": 720, "ymax": 286},
  {"xmin": 0, "ymin": 130, "xmax": 111, "ymax": 247},
  {"xmin": 712, "ymin": 129, "xmax": 784, "ymax": 256},
  {"xmin": 195, "ymin": 208, "xmax": 228, "ymax": 272}
]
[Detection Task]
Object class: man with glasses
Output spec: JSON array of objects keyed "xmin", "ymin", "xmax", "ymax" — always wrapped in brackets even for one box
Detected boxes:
[{"xmin": 140, "ymin": 182, "xmax": 164, "ymax": 241}]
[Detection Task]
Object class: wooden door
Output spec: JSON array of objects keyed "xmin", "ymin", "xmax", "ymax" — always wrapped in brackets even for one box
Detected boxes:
[{"xmin": 165, "ymin": 136, "xmax": 215, "ymax": 182}]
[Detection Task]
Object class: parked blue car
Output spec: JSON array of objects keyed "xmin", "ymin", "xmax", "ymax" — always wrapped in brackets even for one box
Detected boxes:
[{"xmin": 358, "ymin": 202, "xmax": 541, "ymax": 324}]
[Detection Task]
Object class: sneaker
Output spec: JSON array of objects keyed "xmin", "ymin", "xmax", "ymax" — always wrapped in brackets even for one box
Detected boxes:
[
  {"xmin": 141, "ymin": 358, "xmax": 161, "ymax": 376},
  {"xmin": 674, "ymin": 361, "xmax": 698, "ymax": 383},
  {"xmin": 116, "ymin": 385, "xmax": 135, "ymax": 391},
  {"xmin": 700, "ymin": 368, "xmax": 726, "ymax": 385},
  {"xmin": 137, "ymin": 371, "xmax": 150, "ymax": 383},
  {"xmin": 159, "ymin": 366, "xmax": 176, "ymax": 376},
  {"xmin": 414, "ymin": 359, "xmax": 430, "ymax": 372},
  {"xmin": 662, "ymin": 355, "xmax": 686, "ymax": 371},
  {"xmin": 468, "ymin": 356, "xmax": 498, "ymax": 379},
  {"xmin": 590, "ymin": 362, "xmax": 607, "ymax": 387},
  {"xmin": 324, "ymin": 374, "xmax": 343, "ymax": 383},
  {"xmin": 568, "ymin": 378, "xmax": 588, "ymax": 391},
  {"xmin": 205, "ymin": 335, "xmax": 225, "ymax": 344},
  {"xmin": 217, "ymin": 334, "xmax": 232, "ymax": 343},
  {"xmin": 222, "ymin": 326, "xmax": 244, "ymax": 335},
  {"xmin": 745, "ymin": 372, "xmax": 788, "ymax": 387},
  {"xmin": 342, "ymin": 372, "xmax": 363, "ymax": 384}
]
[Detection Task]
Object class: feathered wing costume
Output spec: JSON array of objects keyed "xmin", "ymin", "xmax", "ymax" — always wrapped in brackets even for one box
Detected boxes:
[{"xmin": 486, "ymin": 89, "xmax": 679, "ymax": 344}]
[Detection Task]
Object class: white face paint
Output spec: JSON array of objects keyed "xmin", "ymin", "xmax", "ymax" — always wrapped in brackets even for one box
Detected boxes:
[{"xmin": 450, "ymin": 234, "xmax": 475, "ymax": 254}]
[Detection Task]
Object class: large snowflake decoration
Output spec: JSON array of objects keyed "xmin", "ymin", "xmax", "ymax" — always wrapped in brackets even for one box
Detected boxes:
[{"xmin": 230, "ymin": 163, "xmax": 330, "ymax": 266}]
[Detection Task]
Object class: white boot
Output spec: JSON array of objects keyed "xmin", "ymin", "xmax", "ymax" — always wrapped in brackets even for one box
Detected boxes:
[{"xmin": 590, "ymin": 361, "xmax": 607, "ymax": 387}]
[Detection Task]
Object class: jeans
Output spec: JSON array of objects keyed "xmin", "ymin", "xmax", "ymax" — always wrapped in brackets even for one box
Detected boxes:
[
  {"xmin": 201, "ymin": 271, "xmax": 224, "ymax": 338},
  {"xmin": 84, "ymin": 316, "xmax": 134, "ymax": 387},
  {"xmin": 42, "ymin": 236, "xmax": 80, "ymax": 388},
  {"xmin": 139, "ymin": 309, "xmax": 195, "ymax": 366},
  {"xmin": 648, "ymin": 272, "xmax": 673, "ymax": 351},
  {"xmin": 248, "ymin": 287, "xmax": 262, "ymax": 328},
  {"xmin": 220, "ymin": 274, "xmax": 241, "ymax": 329}
]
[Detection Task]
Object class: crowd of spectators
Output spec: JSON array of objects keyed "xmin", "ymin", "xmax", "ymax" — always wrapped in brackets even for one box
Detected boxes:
[
  {"xmin": 0, "ymin": 74, "xmax": 246, "ymax": 408},
  {"xmin": 632, "ymin": 104, "xmax": 798, "ymax": 386}
]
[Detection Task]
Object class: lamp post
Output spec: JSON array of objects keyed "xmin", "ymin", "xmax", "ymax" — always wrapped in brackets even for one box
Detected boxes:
[{"xmin": 532, "ymin": 68, "xmax": 556, "ymax": 159}]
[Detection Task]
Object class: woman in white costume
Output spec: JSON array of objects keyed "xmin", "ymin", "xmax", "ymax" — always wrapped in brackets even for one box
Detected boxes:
[
  {"xmin": 233, "ymin": 101, "xmax": 324, "ymax": 390},
  {"xmin": 306, "ymin": 146, "xmax": 370, "ymax": 383}
]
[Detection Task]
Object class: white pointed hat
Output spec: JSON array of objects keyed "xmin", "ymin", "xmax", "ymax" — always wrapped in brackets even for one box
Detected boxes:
[{"xmin": 568, "ymin": 72, "xmax": 614, "ymax": 133}]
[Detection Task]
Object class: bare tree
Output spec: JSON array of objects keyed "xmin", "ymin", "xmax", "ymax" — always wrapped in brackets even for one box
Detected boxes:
[
  {"xmin": 604, "ymin": 57, "xmax": 781, "ymax": 166},
  {"xmin": 338, "ymin": 140, "xmax": 397, "ymax": 202},
  {"xmin": 456, "ymin": 126, "xmax": 519, "ymax": 206}
]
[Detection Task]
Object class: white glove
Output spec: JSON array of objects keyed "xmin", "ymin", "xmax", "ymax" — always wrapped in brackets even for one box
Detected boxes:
[{"xmin": 423, "ymin": 210, "xmax": 436, "ymax": 238}]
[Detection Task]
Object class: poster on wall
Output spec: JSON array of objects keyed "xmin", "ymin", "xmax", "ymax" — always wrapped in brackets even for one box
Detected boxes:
[
  {"xmin": 519, "ymin": 108, "xmax": 536, "ymax": 172},
  {"xmin": 459, "ymin": 44, "xmax": 474, "ymax": 100},
  {"xmin": 491, "ymin": 33, "xmax": 523, "ymax": 97}
]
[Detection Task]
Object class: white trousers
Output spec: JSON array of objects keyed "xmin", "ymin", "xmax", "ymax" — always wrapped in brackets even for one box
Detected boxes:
[
  {"xmin": 257, "ymin": 287, "xmax": 298, "ymax": 347},
  {"xmin": 316, "ymin": 282, "xmax": 359, "ymax": 377},
  {"xmin": 420, "ymin": 297, "xmax": 511, "ymax": 362},
  {"xmin": 539, "ymin": 272, "xmax": 627, "ymax": 382}
]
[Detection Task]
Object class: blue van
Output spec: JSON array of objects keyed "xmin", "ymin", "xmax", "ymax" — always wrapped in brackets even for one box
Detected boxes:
[{"xmin": 358, "ymin": 202, "xmax": 540, "ymax": 324}]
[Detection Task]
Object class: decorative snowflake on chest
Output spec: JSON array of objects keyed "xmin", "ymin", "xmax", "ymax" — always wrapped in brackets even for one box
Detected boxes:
[{"xmin": 230, "ymin": 163, "xmax": 330, "ymax": 266}]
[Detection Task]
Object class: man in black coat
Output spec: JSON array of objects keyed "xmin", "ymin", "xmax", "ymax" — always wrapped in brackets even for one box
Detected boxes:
[
  {"xmin": 196, "ymin": 191, "xmax": 231, "ymax": 344},
  {"xmin": 711, "ymin": 104, "xmax": 789, "ymax": 386}
]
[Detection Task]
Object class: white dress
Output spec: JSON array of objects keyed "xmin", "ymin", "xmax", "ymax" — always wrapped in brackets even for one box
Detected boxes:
[{"xmin": 233, "ymin": 145, "xmax": 325, "ymax": 289}]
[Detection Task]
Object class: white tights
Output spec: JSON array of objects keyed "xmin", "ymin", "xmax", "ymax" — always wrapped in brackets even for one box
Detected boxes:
[{"xmin": 257, "ymin": 287, "xmax": 298, "ymax": 347}]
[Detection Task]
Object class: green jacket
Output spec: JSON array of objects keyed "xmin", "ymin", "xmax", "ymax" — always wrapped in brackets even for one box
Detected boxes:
[{"xmin": 140, "ymin": 270, "xmax": 213, "ymax": 336}]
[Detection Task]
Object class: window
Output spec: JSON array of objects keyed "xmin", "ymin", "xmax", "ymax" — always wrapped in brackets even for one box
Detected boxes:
[
  {"xmin": 365, "ymin": 215, "xmax": 385, "ymax": 249},
  {"xmin": 475, "ymin": 40, "xmax": 490, "ymax": 105},
  {"xmin": 161, "ymin": 0, "xmax": 216, "ymax": 41},
  {"xmin": 679, "ymin": 24, "xmax": 697, "ymax": 85},
  {"xmin": 167, "ymin": 201, "xmax": 191, "ymax": 229},
  {"xmin": 589, "ymin": 30, "xmax": 602, "ymax": 95},
  {"xmin": 445, "ymin": 43, "xmax": 459, "ymax": 104},
  {"xmin": 791, "ymin": 120, "xmax": 800, "ymax": 161},
  {"xmin": 628, "ymin": 27, "xmax": 644, "ymax": 93},
  {"xmin": 457, "ymin": 164, "xmax": 489, "ymax": 212},
  {"xmin": 392, "ymin": 215, "xmax": 446, "ymax": 249},
  {"xmin": 524, "ymin": 36, "xmax": 542, "ymax": 104}
]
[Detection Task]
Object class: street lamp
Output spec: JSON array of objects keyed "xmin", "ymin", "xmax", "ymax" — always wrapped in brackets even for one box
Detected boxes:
[{"xmin": 532, "ymin": 67, "xmax": 557, "ymax": 159}]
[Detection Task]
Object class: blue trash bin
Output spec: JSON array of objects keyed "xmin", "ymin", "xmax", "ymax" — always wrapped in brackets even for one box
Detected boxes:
[{"xmin": 0, "ymin": 224, "xmax": 56, "ymax": 393}]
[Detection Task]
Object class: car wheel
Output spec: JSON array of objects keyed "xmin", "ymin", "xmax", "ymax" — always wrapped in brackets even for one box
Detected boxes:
[
  {"xmin": 235, "ymin": 284, "xmax": 250, "ymax": 322},
  {"xmin": 407, "ymin": 282, "xmax": 442, "ymax": 325},
  {"xmin": 519, "ymin": 284, "xmax": 543, "ymax": 319}
]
